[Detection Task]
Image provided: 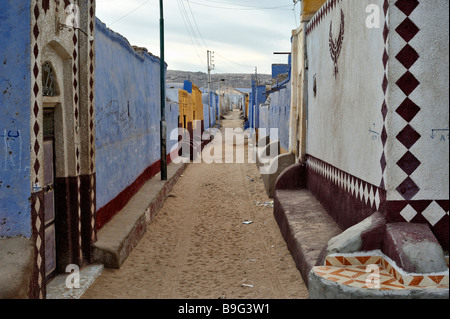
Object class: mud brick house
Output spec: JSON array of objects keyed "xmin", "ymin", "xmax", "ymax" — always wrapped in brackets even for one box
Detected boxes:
[
  {"xmin": 1, "ymin": 0, "xmax": 97, "ymax": 299},
  {"xmin": 274, "ymin": 0, "xmax": 449, "ymax": 295},
  {"xmin": 0, "ymin": 0, "xmax": 180, "ymax": 298}
]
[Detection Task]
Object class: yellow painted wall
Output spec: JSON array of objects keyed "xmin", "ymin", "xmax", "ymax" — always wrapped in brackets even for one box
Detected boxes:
[
  {"xmin": 178, "ymin": 83, "xmax": 204, "ymax": 130},
  {"xmin": 301, "ymin": 0, "xmax": 327, "ymax": 21},
  {"xmin": 178, "ymin": 89, "xmax": 191, "ymax": 129},
  {"xmin": 192, "ymin": 84, "xmax": 204, "ymax": 129},
  {"xmin": 245, "ymin": 95, "xmax": 249, "ymax": 119}
]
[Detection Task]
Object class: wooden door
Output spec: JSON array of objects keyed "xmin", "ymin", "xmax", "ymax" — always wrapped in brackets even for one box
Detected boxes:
[{"xmin": 43, "ymin": 108, "xmax": 56, "ymax": 280}]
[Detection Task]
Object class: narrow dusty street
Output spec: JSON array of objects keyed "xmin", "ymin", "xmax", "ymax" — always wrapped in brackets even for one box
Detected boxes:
[{"xmin": 81, "ymin": 110, "xmax": 308, "ymax": 299}]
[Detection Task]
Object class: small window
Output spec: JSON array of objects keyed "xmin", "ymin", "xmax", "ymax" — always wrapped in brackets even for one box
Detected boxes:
[{"xmin": 42, "ymin": 62, "xmax": 59, "ymax": 97}]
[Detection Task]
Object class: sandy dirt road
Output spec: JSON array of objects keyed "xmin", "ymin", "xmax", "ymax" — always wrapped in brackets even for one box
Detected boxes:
[{"xmin": 82, "ymin": 111, "xmax": 308, "ymax": 299}]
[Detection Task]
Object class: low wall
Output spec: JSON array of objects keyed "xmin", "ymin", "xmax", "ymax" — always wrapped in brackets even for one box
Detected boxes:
[
  {"xmin": 304, "ymin": 0, "xmax": 449, "ymax": 248},
  {"xmin": 95, "ymin": 19, "xmax": 179, "ymax": 229}
]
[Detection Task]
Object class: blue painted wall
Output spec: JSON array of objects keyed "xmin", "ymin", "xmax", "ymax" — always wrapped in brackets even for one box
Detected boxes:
[
  {"xmin": 269, "ymin": 83, "xmax": 291, "ymax": 151},
  {"xmin": 166, "ymin": 99, "xmax": 180, "ymax": 154},
  {"xmin": 95, "ymin": 19, "xmax": 177, "ymax": 210},
  {"xmin": 203, "ymin": 103, "xmax": 210, "ymax": 130},
  {"xmin": 202, "ymin": 91, "xmax": 217, "ymax": 129},
  {"xmin": 265, "ymin": 55, "xmax": 292, "ymax": 150},
  {"xmin": 250, "ymin": 82, "xmax": 267, "ymax": 130},
  {"xmin": 259, "ymin": 104, "xmax": 269, "ymax": 133},
  {"xmin": 272, "ymin": 64, "xmax": 289, "ymax": 79},
  {"xmin": 0, "ymin": 0, "xmax": 32, "ymax": 238}
]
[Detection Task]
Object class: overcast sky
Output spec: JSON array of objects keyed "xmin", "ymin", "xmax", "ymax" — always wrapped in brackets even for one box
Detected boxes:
[{"xmin": 96, "ymin": 0, "xmax": 301, "ymax": 75}]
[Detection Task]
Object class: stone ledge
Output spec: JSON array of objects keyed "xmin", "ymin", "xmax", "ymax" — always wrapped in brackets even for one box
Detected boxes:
[
  {"xmin": 46, "ymin": 264, "xmax": 104, "ymax": 299},
  {"xmin": 273, "ymin": 188, "xmax": 342, "ymax": 286},
  {"xmin": 93, "ymin": 162, "xmax": 187, "ymax": 269},
  {"xmin": 261, "ymin": 153, "xmax": 296, "ymax": 199},
  {"xmin": 0, "ymin": 237, "xmax": 34, "ymax": 299}
]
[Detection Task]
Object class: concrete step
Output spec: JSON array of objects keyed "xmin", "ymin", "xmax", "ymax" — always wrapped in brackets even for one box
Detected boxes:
[
  {"xmin": 273, "ymin": 188, "xmax": 342, "ymax": 286},
  {"xmin": 308, "ymin": 252, "xmax": 449, "ymax": 299},
  {"xmin": 93, "ymin": 162, "xmax": 187, "ymax": 269},
  {"xmin": 46, "ymin": 264, "xmax": 104, "ymax": 299}
]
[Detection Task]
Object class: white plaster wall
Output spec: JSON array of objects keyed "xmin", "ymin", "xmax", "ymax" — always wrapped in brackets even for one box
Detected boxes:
[
  {"xmin": 290, "ymin": 23, "xmax": 307, "ymax": 160},
  {"xmin": 385, "ymin": 0, "xmax": 449, "ymax": 201},
  {"xmin": 306, "ymin": 0, "xmax": 385, "ymax": 186}
]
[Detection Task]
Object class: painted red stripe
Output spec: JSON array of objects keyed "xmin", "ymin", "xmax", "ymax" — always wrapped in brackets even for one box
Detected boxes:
[{"xmin": 96, "ymin": 150, "xmax": 178, "ymax": 230}]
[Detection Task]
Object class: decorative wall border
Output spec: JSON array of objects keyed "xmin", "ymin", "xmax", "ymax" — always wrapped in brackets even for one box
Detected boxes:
[
  {"xmin": 380, "ymin": 0, "xmax": 389, "ymax": 190},
  {"xmin": 72, "ymin": 0, "xmax": 83, "ymax": 267},
  {"xmin": 306, "ymin": 155, "xmax": 386, "ymax": 230},
  {"xmin": 306, "ymin": 0, "xmax": 344, "ymax": 36},
  {"xmin": 28, "ymin": 0, "xmax": 97, "ymax": 298},
  {"xmin": 88, "ymin": 0, "xmax": 97, "ymax": 249},
  {"xmin": 319, "ymin": 251, "xmax": 449, "ymax": 288},
  {"xmin": 29, "ymin": 0, "xmax": 45, "ymax": 300},
  {"xmin": 385, "ymin": 0, "xmax": 449, "ymax": 250},
  {"xmin": 392, "ymin": 0, "xmax": 422, "ymax": 202}
]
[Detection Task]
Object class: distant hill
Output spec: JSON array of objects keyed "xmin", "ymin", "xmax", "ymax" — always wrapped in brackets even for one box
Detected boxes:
[{"xmin": 166, "ymin": 70, "xmax": 272, "ymax": 90}]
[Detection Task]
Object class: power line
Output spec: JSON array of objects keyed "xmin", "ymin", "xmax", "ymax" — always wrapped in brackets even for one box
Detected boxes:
[
  {"xmin": 108, "ymin": 0, "xmax": 152, "ymax": 26},
  {"xmin": 185, "ymin": 0, "xmax": 209, "ymax": 49},
  {"xmin": 176, "ymin": 0, "xmax": 207, "ymax": 68},
  {"xmin": 183, "ymin": 0, "xmax": 292, "ymax": 11}
]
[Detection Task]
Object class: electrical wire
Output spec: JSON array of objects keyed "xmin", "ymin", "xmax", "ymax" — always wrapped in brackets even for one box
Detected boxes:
[
  {"xmin": 176, "ymin": 0, "xmax": 208, "ymax": 68},
  {"xmin": 108, "ymin": 0, "xmax": 152, "ymax": 26},
  {"xmin": 101, "ymin": 0, "xmax": 288, "ymax": 73},
  {"xmin": 183, "ymin": 0, "xmax": 292, "ymax": 11},
  {"xmin": 185, "ymin": 0, "xmax": 209, "ymax": 49}
]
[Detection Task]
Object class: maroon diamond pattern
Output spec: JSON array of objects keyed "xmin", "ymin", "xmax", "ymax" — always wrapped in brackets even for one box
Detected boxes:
[
  {"xmin": 34, "ymin": 4, "xmax": 40, "ymax": 20},
  {"xmin": 33, "ymin": 122, "xmax": 40, "ymax": 137},
  {"xmin": 380, "ymin": 152, "xmax": 387, "ymax": 172},
  {"xmin": 396, "ymin": 177, "xmax": 420, "ymax": 201},
  {"xmin": 396, "ymin": 44, "xmax": 419, "ymax": 69},
  {"xmin": 397, "ymin": 151, "xmax": 421, "ymax": 175},
  {"xmin": 34, "ymin": 159, "xmax": 40, "ymax": 176},
  {"xmin": 33, "ymin": 102, "xmax": 39, "ymax": 117},
  {"xmin": 382, "ymin": 75, "xmax": 388, "ymax": 94},
  {"xmin": 410, "ymin": 200, "xmax": 434, "ymax": 216},
  {"xmin": 42, "ymin": 0, "xmax": 50, "ymax": 14},
  {"xmin": 396, "ymin": 71, "xmax": 420, "ymax": 96},
  {"xmin": 34, "ymin": 140, "xmax": 40, "ymax": 156},
  {"xmin": 395, "ymin": 0, "xmax": 419, "ymax": 16},
  {"xmin": 396, "ymin": 124, "xmax": 421, "ymax": 149},
  {"xmin": 393, "ymin": 0, "xmax": 424, "ymax": 210},
  {"xmin": 396, "ymin": 18, "xmax": 420, "ymax": 43},
  {"xmin": 436, "ymin": 200, "xmax": 450, "ymax": 213},
  {"xmin": 381, "ymin": 101, "xmax": 388, "ymax": 121},
  {"xmin": 33, "ymin": 64, "xmax": 39, "ymax": 78},
  {"xmin": 34, "ymin": 44, "xmax": 39, "ymax": 59},
  {"xmin": 383, "ymin": 23, "xmax": 389, "ymax": 42},
  {"xmin": 381, "ymin": 126, "xmax": 388, "ymax": 146},
  {"xmin": 380, "ymin": 178, "xmax": 385, "ymax": 190},
  {"xmin": 383, "ymin": 50, "xmax": 389, "ymax": 68},
  {"xmin": 383, "ymin": 0, "xmax": 389, "ymax": 14},
  {"xmin": 33, "ymin": 83, "xmax": 39, "ymax": 97},
  {"xmin": 33, "ymin": 24, "xmax": 39, "ymax": 39},
  {"xmin": 396, "ymin": 98, "xmax": 421, "ymax": 123}
]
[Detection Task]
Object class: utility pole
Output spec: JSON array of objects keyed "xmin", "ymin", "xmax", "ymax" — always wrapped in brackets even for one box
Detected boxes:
[
  {"xmin": 160, "ymin": 0, "xmax": 167, "ymax": 181},
  {"xmin": 207, "ymin": 50, "xmax": 215, "ymax": 129}
]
